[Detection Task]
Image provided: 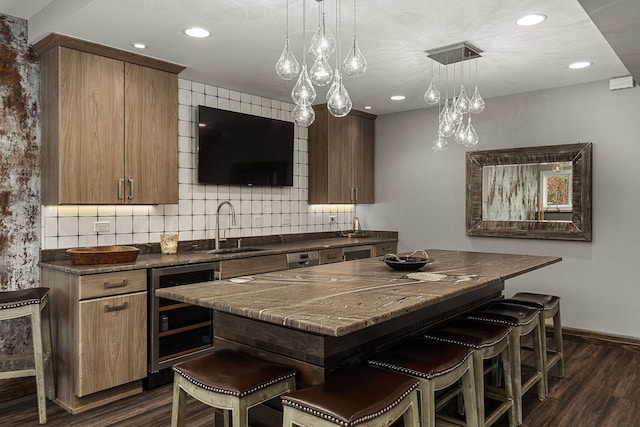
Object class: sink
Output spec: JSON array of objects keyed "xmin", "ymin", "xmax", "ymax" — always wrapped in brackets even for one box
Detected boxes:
[{"xmin": 199, "ymin": 247, "xmax": 265, "ymax": 255}]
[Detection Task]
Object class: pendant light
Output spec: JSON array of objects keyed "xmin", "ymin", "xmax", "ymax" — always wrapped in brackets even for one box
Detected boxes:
[
  {"xmin": 424, "ymin": 61, "xmax": 440, "ymax": 105},
  {"xmin": 327, "ymin": 0, "xmax": 352, "ymax": 117},
  {"xmin": 275, "ymin": 0, "xmax": 300, "ymax": 80},
  {"xmin": 342, "ymin": 0, "xmax": 367, "ymax": 77},
  {"xmin": 291, "ymin": 0, "xmax": 316, "ymax": 127}
]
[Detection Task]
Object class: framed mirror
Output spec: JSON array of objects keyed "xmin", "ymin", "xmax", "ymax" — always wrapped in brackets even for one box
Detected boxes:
[{"xmin": 466, "ymin": 143, "xmax": 592, "ymax": 241}]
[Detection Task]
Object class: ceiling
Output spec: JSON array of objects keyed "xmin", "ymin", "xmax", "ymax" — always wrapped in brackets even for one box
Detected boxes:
[{"xmin": 1, "ymin": 0, "xmax": 637, "ymax": 115}]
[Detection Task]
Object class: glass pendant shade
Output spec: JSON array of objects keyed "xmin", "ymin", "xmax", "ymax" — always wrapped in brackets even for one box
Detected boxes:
[
  {"xmin": 310, "ymin": 54, "xmax": 333, "ymax": 86},
  {"xmin": 463, "ymin": 117, "xmax": 479, "ymax": 147},
  {"xmin": 292, "ymin": 103, "xmax": 316, "ymax": 127},
  {"xmin": 291, "ymin": 64, "xmax": 317, "ymax": 106},
  {"xmin": 424, "ymin": 80, "xmax": 440, "ymax": 105},
  {"xmin": 327, "ymin": 71, "xmax": 352, "ymax": 117},
  {"xmin": 432, "ymin": 135, "xmax": 448, "ymax": 152},
  {"xmin": 276, "ymin": 38, "xmax": 300, "ymax": 80},
  {"xmin": 454, "ymin": 119, "xmax": 467, "ymax": 143},
  {"xmin": 309, "ymin": 22, "xmax": 336, "ymax": 58},
  {"xmin": 456, "ymin": 85, "xmax": 470, "ymax": 113},
  {"xmin": 343, "ymin": 36, "xmax": 367, "ymax": 76},
  {"xmin": 449, "ymin": 98, "xmax": 463, "ymax": 125},
  {"xmin": 470, "ymin": 85, "xmax": 485, "ymax": 113},
  {"xmin": 439, "ymin": 110, "xmax": 455, "ymax": 137}
]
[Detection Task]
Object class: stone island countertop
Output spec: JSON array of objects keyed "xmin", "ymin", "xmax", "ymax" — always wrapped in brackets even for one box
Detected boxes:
[{"xmin": 157, "ymin": 249, "xmax": 562, "ymax": 337}]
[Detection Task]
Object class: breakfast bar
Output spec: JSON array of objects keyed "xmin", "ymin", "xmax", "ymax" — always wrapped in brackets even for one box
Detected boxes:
[{"xmin": 157, "ymin": 249, "xmax": 561, "ymax": 385}]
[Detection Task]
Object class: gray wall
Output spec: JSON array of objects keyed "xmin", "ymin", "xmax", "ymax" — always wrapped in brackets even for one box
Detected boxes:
[{"xmin": 359, "ymin": 79, "xmax": 640, "ymax": 339}]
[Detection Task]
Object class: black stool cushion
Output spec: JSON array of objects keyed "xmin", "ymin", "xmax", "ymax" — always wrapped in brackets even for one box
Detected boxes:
[
  {"xmin": 0, "ymin": 288, "xmax": 49, "ymax": 310},
  {"xmin": 173, "ymin": 349, "xmax": 296, "ymax": 397},
  {"xmin": 425, "ymin": 318, "xmax": 511, "ymax": 349},
  {"xmin": 281, "ymin": 365, "xmax": 418, "ymax": 426},
  {"xmin": 467, "ymin": 302, "xmax": 539, "ymax": 327},
  {"xmin": 509, "ymin": 292, "xmax": 560, "ymax": 311},
  {"xmin": 369, "ymin": 337, "xmax": 473, "ymax": 379}
]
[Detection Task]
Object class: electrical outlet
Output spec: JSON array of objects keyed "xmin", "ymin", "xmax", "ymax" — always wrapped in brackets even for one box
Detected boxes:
[
  {"xmin": 329, "ymin": 216, "xmax": 336, "ymax": 224},
  {"xmin": 94, "ymin": 221, "xmax": 110, "ymax": 233}
]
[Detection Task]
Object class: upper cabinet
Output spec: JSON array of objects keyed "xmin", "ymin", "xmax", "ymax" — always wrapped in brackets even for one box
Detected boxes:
[
  {"xmin": 308, "ymin": 105, "xmax": 376, "ymax": 204},
  {"xmin": 35, "ymin": 34, "xmax": 185, "ymax": 205}
]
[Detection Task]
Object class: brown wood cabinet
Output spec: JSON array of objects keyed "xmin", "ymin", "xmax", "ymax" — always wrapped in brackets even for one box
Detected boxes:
[
  {"xmin": 374, "ymin": 242, "xmax": 397, "ymax": 256},
  {"xmin": 308, "ymin": 105, "xmax": 376, "ymax": 204},
  {"xmin": 41, "ymin": 268, "xmax": 148, "ymax": 413},
  {"xmin": 36, "ymin": 34, "xmax": 183, "ymax": 205}
]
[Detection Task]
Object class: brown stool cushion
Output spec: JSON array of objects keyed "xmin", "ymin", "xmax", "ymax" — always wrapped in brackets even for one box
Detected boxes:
[
  {"xmin": 509, "ymin": 292, "xmax": 560, "ymax": 311},
  {"xmin": 0, "ymin": 288, "xmax": 49, "ymax": 310},
  {"xmin": 424, "ymin": 318, "xmax": 511, "ymax": 349},
  {"xmin": 467, "ymin": 302, "xmax": 539, "ymax": 327},
  {"xmin": 281, "ymin": 365, "xmax": 419, "ymax": 426},
  {"xmin": 369, "ymin": 337, "xmax": 473, "ymax": 379},
  {"xmin": 172, "ymin": 349, "xmax": 296, "ymax": 397}
]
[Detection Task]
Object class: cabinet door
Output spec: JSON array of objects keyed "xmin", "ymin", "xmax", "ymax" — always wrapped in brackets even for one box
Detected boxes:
[
  {"xmin": 59, "ymin": 48, "xmax": 125, "ymax": 204},
  {"xmin": 125, "ymin": 63, "xmax": 179, "ymax": 204},
  {"xmin": 352, "ymin": 115, "xmax": 375, "ymax": 203},
  {"xmin": 77, "ymin": 291, "xmax": 146, "ymax": 396},
  {"xmin": 328, "ymin": 115, "xmax": 357, "ymax": 203}
]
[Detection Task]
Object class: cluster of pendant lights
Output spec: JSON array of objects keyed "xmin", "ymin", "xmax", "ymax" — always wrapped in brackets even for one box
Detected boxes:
[
  {"xmin": 276, "ymin": 0, "xmax": 367, "ymax": 127},
  {"xmin": 425, "ymin": 53, "xmax": 485, "ymax": 152}
]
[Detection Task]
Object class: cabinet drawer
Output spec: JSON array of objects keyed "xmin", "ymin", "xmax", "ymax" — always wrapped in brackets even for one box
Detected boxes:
[
  {"xmin": 374, "ymin": 242, "xmax": 397, "ymax": 256},
  {"xmin": 79, "ymin": 269, "xmax": 147, "ymax": 300},
  {"xmin": 77, "ymin": 291, "xmax": 147, "ymax": 396},
  {"xmin": 219, "ymin": 254, "xmax": 287, "ymax": 279},
  {"xmin": 319, "ymin": 248, "xmax": 343, "ymax": 264}
]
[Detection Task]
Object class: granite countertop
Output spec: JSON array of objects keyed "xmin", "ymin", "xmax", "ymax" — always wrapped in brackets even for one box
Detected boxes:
[
  {"xmin": 39, "ymin": 232, "xmax": 398, "ymax": 275},
  {"xmin": 157, "ymin": 250, "xmax": 562, "ymax": 337}
]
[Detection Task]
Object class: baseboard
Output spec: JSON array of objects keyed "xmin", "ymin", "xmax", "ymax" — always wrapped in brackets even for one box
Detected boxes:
[{"xmin": 560, "ymin": 326, "xmax": 640, "ymax": 351}]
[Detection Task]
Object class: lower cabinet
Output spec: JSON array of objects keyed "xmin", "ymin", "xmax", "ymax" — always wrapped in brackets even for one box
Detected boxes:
[
  {"xmin": 41, "ymin": 267, "xmax": 147, "ymax": 414},
  {"xmin": 374, "ymin": 242, "xmax": 397, "ymax": 256}
]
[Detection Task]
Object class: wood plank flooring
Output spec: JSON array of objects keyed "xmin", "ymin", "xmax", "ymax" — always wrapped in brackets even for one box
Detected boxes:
[{"xmin": 0, "ymin": 338, "xmax": 638, "ymax": 427}]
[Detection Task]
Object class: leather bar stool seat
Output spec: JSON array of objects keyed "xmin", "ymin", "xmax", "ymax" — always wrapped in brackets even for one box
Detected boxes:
[
  {"xmin": 0, "ymin": 287, "xmax": 55, "ymax": 424},
  {"xmin": 281, "ymin": 365, "xmax": 420, "ymax": 427},
  {"xmin": 368, "ymin": 336, "xmax": 480, "ymax": 427},
  {"xmin": 171, "ymin": 349, "xmax": 296, "ymax": 427},
  {"xmin": 508, "ymin": 292, "xmax": 564, "ymax": 379},
  {"xmin": 467, "ymin": 302, "xmax": 546, "ymax": 426},
  {"xmin": 425, "ymin": 319, "xmax": 517, "ymax": 427}
]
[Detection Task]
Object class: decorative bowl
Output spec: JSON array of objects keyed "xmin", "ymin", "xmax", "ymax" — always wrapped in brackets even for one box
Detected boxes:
[
  {"xmin": 66, "ymin": 245, "xmax": 140, "ymax": 265},
  {"xmin": 383, "ymin": 251, "xmax": 432, "ymax": 271}
]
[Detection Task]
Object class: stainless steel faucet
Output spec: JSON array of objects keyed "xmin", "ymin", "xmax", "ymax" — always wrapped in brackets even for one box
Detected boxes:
[{"xmin": 215, "ymin": 201, "xmax": 237, "ymax": 250}]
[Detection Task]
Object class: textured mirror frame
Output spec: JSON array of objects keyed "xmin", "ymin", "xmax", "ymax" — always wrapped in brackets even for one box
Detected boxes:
[{"xmin": 466, "ymin": 143, "xmax": 592, "ymax": 241}]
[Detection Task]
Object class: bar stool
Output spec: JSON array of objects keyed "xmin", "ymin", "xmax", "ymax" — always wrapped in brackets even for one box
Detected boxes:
[
  {"xmin": 281, "ymin": 365, "xmax": 420, "ymax": 427},
  {"xmin": 467, "ymin": 302, "xmax": 546, "ymax": 426},
  {"xmin": 508, "ymin": 292, "xmax": 564, "ymax": 379},
  {"xmin": 425, "ymin": 319, "xmax": 516, "ymax": 427},
  {"xmin": 171, "ymin": 349, "xmax": 297, "ymax": 427},
  {"xmin": 368, "ymin": 336, "xmax": 480, "ymax": 427},
  {"xmin": 0, "ymin": 287, "xmax": 55, "ymax": 424}
]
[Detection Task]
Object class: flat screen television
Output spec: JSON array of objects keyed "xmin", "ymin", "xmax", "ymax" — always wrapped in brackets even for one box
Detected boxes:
[{"xmin": 197, "ymin": 105, "xmax": 294, "ymax": 186}]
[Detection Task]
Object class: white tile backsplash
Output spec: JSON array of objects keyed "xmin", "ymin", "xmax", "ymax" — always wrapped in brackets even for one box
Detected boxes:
[{"xmin": 40, "ymin": 79, "xmax": 355, "ymax": 249}]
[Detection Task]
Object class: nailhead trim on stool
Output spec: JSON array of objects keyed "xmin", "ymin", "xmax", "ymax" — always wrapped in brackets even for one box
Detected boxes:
[
  {"xmin": 0, "ymin": 288, "xmax": 55, "ymax": 425},
  {"xmin": 425, "ymin": 319, "xmax": 517, "ymax": 427},
  {"xmin": 368, "ymin": 336, "xmax": 480, "ymax": 427},
  {"xmin": 508, "ymin": 292, "xmax": 564, "ymax": 379},
  {"xmin": 468, "ymin": 302, "xmax": 546, "ymax": 426},
  {"xmin": 281, "ymin": 365, "xmax": 420, "ymax": 427},
  {"xmin": 171, "ymin": 349, "xmax": 296, "ymax": 427}
]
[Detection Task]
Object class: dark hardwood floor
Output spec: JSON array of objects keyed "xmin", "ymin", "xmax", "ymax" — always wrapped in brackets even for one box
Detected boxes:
[{"xmin": 1, "ymin": 338, "xmax": 638, "ymax": 427}]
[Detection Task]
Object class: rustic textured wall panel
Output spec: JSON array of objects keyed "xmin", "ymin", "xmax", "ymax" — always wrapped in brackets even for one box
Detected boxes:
[
  {"xmin": 0, "ymin": 13, "xmax": 40, "ymax": 369},
  {"xmin": 482, "ymin": 164, "xmax": 538, "ymax": 221}
]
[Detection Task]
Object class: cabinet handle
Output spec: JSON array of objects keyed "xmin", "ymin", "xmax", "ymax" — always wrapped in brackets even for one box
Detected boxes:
[
  {"xmin": 118, "ymin": 179, "xmax": 125, "ymax": 200},
  {"xmin": 326, "ymin": 254, "xmax": 338, "ymax": 260},
  {"xmin": 128, "ymin": 178, "xmax": 135, "ymax": 200},
  {"xmin": 104, "ymin": 279, "xmax": 127, "ymax": 289},
  {"xmin": 351, "ymin": 187, "xmax": 356, "ymax": 202},
  {"xmin": 354, "ymin": 187, "xmax": 358, "ymax": 202},
  {"xmin": 104, "ymin": 302, "xmax": 128, "ymax": 312}
]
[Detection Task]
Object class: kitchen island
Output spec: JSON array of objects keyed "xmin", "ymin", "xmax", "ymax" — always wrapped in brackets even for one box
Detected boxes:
[{"xmin": 157, "ymin": 249, "xmax": 561, "ymax": 386}]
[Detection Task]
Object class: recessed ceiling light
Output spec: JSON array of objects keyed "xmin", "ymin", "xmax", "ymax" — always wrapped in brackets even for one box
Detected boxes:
[
  {"xmin": 364, "ymin": 106, "xmax": 372, "ymax": 110},
  {"xmin": 132, "ymin": 42, "xmax": 147, "ymax": 49},
  {"xmin": 568, "ymin": 61, "xmax": 592, "ymax": 69},
  {"xmin": 184, "ymin": 27, "xmax": 210, "ymax": 38},
  {"xmin": 516, "ymin": 14, "xmax": 547, "ymax": 26},
  {"xmin": 390, "ymin": 95, "xmax": 406, "ymax": 101}
]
